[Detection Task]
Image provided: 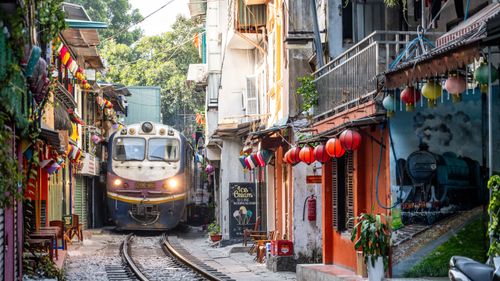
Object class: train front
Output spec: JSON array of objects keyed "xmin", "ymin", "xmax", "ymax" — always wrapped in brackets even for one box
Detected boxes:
[{"xmin": 106, "ymin": 122, "xmax": 187, "ymax": 230}]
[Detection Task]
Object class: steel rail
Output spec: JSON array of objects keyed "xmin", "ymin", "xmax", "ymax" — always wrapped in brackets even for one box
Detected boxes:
[
  {"xmin": 121, "ymin": 234, "xmax": 150, "ymax": 281},
  {"xmin": 161, "ymin": 236, "xmax": 224, "ymax": 281}
]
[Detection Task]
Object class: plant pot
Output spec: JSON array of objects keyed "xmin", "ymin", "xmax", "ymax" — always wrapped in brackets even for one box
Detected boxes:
[
  {"xmin": 209, "ymin": 234, "xmax": 222, "ymax": 242},
  {"xmin": 366, "ymin": 256, "xmax": 384, "ymax": 281}
]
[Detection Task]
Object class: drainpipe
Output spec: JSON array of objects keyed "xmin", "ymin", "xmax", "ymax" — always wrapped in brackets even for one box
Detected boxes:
[
  {"xmin": 488, "ymin": 47, "xmax": 493, "ymax": 249},
  {"xmin": 311, "ymin": 0, "xmax": 324, "ymax": 71}
]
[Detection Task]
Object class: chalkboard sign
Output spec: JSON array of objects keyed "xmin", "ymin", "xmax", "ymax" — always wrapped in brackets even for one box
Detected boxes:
[{"xmin": 229, "ymin": 182, "xmax": 256, "ymax": 239}]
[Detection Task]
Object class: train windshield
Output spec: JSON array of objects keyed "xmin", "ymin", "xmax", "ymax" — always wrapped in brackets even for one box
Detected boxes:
[
  {"xmin": 148, "ymin": 138, "xmax": 179, "ymax": 162},
  {"xmin": 113, "ymin": 137, "xmax": 146, "ymax": 161}
]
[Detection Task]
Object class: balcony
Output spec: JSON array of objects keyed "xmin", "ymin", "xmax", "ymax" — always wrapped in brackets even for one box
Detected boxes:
[
  {"xmin": 227, "ymin": 0, "xmax": 266, "ymax": 49},
  {"xmin": 313, "ymin": 31, "xmax": 440, "ymax": 120}
]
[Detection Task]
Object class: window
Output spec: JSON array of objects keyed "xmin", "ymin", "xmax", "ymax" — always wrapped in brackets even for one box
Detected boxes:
[
  {"xmin": 113, "ymin": 138, "xmax": 145, "ymax": 161},
  {"xmin": 148, "ymin": 138, "xmax": 179, "ymax": 161},
  {"xmin": 332, "ymin": 152, "xmax": 354, "ymax": 232}
]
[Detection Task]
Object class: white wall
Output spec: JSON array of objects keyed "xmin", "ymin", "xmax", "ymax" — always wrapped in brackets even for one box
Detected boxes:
[
  {"xmin": 292, "ymin": 162, "xmax": 323, "ymax": 262},
  {"xmin": 219, "ymin": 140, "xmax": 245, "ymax": 239}
]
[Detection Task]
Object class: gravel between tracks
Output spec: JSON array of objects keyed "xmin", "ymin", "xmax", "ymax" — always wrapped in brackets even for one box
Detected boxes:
[{"xmin": 64, "ymin": 234, "xmax": 127, "ymax": 281}]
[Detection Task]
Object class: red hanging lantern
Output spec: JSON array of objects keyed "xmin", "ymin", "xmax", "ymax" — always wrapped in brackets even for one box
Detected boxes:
[
  {"xmin": 314, "ymin": 144, "xmax": 330, "ymax": 163},
  {"xmin": 325, "ymin": 138, "xmax": 345, "ymax": 158},
  {"xmin": 400, "ymin": 86, "xmax": 421, "ymax": 112},
  {"xmin": 339, "ymin": 129, "xmax": 362, "ymax": 151},
  {"xmin": 287, "ymin": 147, "xmax": 301, "ymax": 164},
  {"xmin": 299, "ymin": 146, "xmax": 315, "ymax": 165},
  {"xmin": 283, "ymin": 150, "xmax": 290, "ymax": 163}
]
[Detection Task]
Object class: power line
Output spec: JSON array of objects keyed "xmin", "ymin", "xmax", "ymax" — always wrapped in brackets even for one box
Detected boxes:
[
  {"xmin": 101, "ymin": 0, "xmax": 178, "ymax": 43},
  {"xmin": 107, "ymin": 31, "xmax": 206, "ymax": 68}
]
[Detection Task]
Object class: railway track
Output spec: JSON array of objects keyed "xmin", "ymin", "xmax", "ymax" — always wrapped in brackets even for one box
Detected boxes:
[
  {"xmin": 162, "ymin": 236, "xmax": 235, "ymax": 281},
  {"xmin": 107, "ymin": 234, "xmax": 234, "ymax": 281}
]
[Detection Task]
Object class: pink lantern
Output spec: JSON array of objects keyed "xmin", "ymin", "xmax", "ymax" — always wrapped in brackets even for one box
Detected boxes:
[
  {"xmin": 205, "ymin": 164, "xmax": 215, "ymax": 174},
  {"xmin": 444, "ymin": 74, "xmax": 466, "ymax": 102}
]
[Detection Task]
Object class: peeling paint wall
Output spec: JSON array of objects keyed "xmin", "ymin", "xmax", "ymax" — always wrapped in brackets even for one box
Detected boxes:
[{"xmin": 292, "ymin": 162, "xmax": 323, "ymax": 262}]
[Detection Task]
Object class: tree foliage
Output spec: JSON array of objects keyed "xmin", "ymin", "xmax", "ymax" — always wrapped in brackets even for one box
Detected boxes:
[
  {"xmin": 66, "ymin": 0, "xmax": 143, "ymax": 45},
  {"xmin": 100, "ymin": 16, "xmax": 204, "ymax": 128}
]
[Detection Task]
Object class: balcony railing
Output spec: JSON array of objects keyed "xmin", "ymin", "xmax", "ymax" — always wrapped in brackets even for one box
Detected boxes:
[
  {"xmin": 313, "ymin": 31, "xmax": 441, "ymax": 119},
  {"xmin": 235, "ymin": 0, "xmax": 266, "ymax": 32}
]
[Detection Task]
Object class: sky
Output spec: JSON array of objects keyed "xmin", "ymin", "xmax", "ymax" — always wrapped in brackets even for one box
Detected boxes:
[{"xmin": 129, "ymin": 0, "xmax": 190, "ymax": 36}]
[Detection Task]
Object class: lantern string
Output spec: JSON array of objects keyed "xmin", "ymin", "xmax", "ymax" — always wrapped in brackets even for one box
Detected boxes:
[{"xmin": 276, "ymin": 132, "xmax": 293, "ymax": 147}]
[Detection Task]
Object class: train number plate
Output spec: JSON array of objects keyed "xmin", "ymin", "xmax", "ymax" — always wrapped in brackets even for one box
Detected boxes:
[{"xmin": 135, "ymin": 182, "xmax": 155, "ymax": 189}]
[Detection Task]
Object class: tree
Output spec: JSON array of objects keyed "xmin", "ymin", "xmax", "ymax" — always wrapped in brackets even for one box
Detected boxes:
[
  {"xmin": 66, "ymin": 0, "xmax": 143, "ymax": 45},
  {"xmin": 100, "ymin": 15, "xmax": 204, "ymax": 129}
]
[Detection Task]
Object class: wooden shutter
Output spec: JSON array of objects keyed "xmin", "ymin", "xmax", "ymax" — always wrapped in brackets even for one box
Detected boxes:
[
  {"xmin": 332, "ymin": 158, "xmax": 338, "ymax": 230},
  {"xmin": 346, "ymin": 152, "xmax": 354, "ymax": 230}
]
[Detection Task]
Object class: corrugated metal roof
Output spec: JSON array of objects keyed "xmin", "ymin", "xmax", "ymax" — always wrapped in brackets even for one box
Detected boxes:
[{"xmin": 437, "ymin": 3, "xmax": 500, "ymax": 47}]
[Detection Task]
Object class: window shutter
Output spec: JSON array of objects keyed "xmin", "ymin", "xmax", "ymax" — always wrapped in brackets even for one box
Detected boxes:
[
  {"xmin": 332, "ymin": 158, "xmax": 338, "ymax": 230},
  {"xmin": 246, "ymin": 75, "xmax": 258, "ymax": 115},
  {"xmin": 346, "ymin": 152, "xmax": 354, "ymax": 230}
]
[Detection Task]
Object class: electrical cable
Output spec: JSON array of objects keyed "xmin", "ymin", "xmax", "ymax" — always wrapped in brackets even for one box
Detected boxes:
[
  {"xmin": 375, "ymin": 122, "xmax": 403, "ymax": 210},
  {"xmin": 101, "ymin": 0, "xmax": 178, "ymax": 43},
  {"xmin": 464, "ymin": 0, "xmax": 471, "ymax": 21},
  {"xmin": 106, "ymin": 31, "xmax": 206, "ymax": 68}
]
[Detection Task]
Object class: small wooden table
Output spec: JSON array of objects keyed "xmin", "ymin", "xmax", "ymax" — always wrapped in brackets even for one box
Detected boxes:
[
  {"xmin": 29, "ymin": 231, "xmax": 58, "ymax": 260},
  {"xmin": 40, "ymin": 226, "xmax": 64, "ymax": 250}
]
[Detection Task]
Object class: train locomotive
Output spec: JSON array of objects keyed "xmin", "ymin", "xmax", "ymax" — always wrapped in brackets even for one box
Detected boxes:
[
  {"xmin": 106, "ymin": 122, "xmax": 193, "ymax": 230},
  {"xmin": 398, "ymin": 143, "xmax": 483, "ymax": 224}
]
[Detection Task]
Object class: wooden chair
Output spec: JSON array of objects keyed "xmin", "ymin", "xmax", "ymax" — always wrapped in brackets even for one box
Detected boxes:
[
  {"xmin": 49, "ymin": 220, "xmax": 66, "ymax": 250},
  {"xmin": 243, "ymin": 216, "xmax": 264, "ymax": 247},
  {"xmin": 66, "ymin": 214, "xmax": 83, "ymax": 242}
]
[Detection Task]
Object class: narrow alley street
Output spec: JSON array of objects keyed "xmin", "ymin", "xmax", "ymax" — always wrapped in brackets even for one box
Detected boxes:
[{"xmin": 1, "ymin": 0, "xmax": 500, "ymax": 281}]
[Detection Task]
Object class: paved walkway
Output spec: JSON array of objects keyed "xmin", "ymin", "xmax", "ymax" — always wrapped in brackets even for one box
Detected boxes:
[{"xmin": 176, "ymin": 227, "xmax": 296, "ymax": 281}]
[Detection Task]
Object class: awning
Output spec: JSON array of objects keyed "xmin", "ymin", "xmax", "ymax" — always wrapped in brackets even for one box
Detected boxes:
[
  {"xmin": 40, "ymin": 128, "xmax": 60, "ymax": 147},
  {"xmin": 213, "ymin": 120, "xmax": 259, "ymax": 138},
  {"xmin": 299, "ymin": 114, "xmax": 386, "ymax": 145},
  {"xmin": 383, "ymin": 3, "xmax": 500, "ymax": 88},
  {"xmin": 61, "ymin": 3, "xmax": 105, "ymax": 70},
  {"xmin": 249, "ymin": 124, "xmax": 288, "ymax": 139}
]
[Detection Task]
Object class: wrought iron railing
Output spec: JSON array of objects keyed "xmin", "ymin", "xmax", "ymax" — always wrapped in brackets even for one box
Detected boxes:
[{"xmin": 313, "ymin": 31, "xmax": 441, "ymax": 119}]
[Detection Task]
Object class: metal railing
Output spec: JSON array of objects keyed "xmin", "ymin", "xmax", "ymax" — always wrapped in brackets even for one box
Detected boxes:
[{"xmin": 313, "ymin": 31, "xmax": 441, "ymax": 118}]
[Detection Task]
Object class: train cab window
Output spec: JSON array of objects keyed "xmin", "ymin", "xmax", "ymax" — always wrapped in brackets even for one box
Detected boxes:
[
  {"xmin": 113, "ymin": 137, "xmax": 146, "ymax": 161},
  {"xmin": 148, "ymin": 138, "xmax": 179, "ymax": 161}
]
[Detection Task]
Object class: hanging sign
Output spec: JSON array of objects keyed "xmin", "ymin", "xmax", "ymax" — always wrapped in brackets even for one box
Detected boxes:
[
  {"xmin": 229, "ymin": 182, "xmax": 256, "ymax": 239},
  {"xmin": 306, "ymin": 175, "xmax": 322, "ymax": 184}
]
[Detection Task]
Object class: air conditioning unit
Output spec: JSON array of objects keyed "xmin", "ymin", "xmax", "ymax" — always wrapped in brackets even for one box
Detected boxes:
[{"xmin": 187, "ymin": 64, "xmax": 208, "ymax": 85}]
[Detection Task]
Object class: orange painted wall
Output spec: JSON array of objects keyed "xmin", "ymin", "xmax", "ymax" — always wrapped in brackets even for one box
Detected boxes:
[{"xmin": 314, "ymin": 103, "xmax": 391, "ymax": 271}]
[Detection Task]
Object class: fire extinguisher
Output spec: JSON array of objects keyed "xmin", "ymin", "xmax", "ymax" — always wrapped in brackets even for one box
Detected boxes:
[{"xmin": 302, "ymin": 194, "xmax": 316, "ymax": 221}]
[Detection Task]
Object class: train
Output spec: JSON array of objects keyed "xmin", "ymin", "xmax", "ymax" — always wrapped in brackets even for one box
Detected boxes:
[
  {"xmin": 398, "ymin": 143, "xmax": 483, "ymax": 224},
  {"xmin": 106, "ymin": 122, "xmax": 193, "ymax": 230}
]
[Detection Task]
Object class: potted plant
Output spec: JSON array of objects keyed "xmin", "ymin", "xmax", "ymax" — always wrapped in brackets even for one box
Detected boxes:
[
  {"xmin": 208, "ymin": 221, "xmax": 222, "ymax": 242},
  {"xmin": 350, "ymin": 213, "xmax": 390, "ymax": 281}
]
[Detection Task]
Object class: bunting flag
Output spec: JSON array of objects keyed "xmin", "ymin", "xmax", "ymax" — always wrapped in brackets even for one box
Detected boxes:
[
  {"xmin": 96, "ymin": 96, "xmax": 113, "ymax": 109},
  {"xmin": 55, "ymin": 42, "xmax": 90, "ymax": 89}
]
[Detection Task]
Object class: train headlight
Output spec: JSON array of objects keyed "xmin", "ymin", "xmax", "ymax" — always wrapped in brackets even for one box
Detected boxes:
[
  {"xmin": 164, "ymin": 179, "xmax": 178, "ymax": 191},
  {"xmin": 142, "ymin": 122, "xmax": 153, "ymax": 133},
  {"xmin": 113, "ymin": 178, "xmax": 122, "ymax": 186}
]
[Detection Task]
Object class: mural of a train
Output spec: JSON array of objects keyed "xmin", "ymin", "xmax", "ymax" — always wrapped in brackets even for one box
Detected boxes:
[
  {"xmin": 397, "ymin": 143, "xmax": 483, "ymax": 224},
  {"xmin": 106, "ymin": 122, "xmax": 193, "ymax": 230}
]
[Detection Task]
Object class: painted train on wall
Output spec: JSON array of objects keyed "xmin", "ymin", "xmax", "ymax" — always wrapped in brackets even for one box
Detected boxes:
[
  {"xmin": 106, "ymin": 122, "xmax": 193, "ymax": 230},
  {"xmin": 396, "ymin": 143, "xmax": 482, "ymax": 224},
  {"xmin": 389, "ymin": 89, "xmax": 491, "ymax": 225}
]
